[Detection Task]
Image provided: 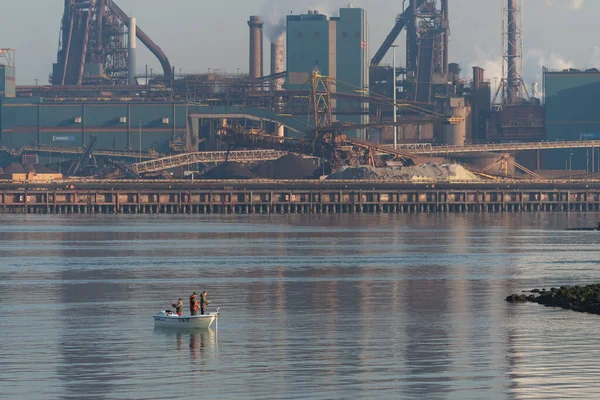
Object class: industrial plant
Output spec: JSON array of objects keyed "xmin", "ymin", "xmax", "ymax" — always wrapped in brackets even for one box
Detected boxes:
[{"xmin": 0, "ymin": 0, "xmax": 599, "ymax": 214}]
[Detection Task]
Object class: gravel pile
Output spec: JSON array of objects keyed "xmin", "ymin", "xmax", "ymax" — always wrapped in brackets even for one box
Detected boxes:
[
  {"xmin": 252, "ymin": 155, "xmax": 318, "ymax": 180},
  {"xmin": 34, "ymin": 164, "xmax": 58, "ymax": 173},
  {"xmin": 327, "ymin": 162, "xmax": 479, "ymax": 182},
  {"xmin": 202, "ymin": 162, "xmax": 259, "ymax": 180},
  {"xmin": 3, "ymin": 162, "xmax": 25, "ymax": 174}
]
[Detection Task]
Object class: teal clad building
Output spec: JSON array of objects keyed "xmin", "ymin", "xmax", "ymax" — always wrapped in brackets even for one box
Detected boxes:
[
  {"xmin": 0, "ymin": 97, "xmax": 188, "ymax": 153},
  {"xmin": 286, "ymin": 7, "xmax": 369, "ymax": 138},
  {"xmin": 544, "ymin": 69, "xmax": 600, "ymax": 171}
]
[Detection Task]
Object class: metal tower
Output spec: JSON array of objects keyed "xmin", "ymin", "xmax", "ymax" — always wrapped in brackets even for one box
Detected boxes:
[
  {"xmin": 53, "ymin": 0, "xmax": 172, "ymax": 86},
  {"xmin": 494, "ymin": 0, "xmax": 529, "ymax": 105}
]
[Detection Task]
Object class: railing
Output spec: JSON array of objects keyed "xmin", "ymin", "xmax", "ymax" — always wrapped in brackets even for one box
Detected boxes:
[
  {"xmin": 130, "ymin": 150, "xmax": 303, "ymax": 174},
  {"xmin": 0, "ymin": 145, "xmax": 161, "ymax": 160},
  {"xmin": 384, "ymin": 140, "xmax": 600, "ymax": 155}
]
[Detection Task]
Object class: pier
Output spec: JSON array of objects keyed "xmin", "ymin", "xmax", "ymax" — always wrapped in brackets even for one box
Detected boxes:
[{"xmin": 2, "ymin": 180, "xmax": 600, "ymax": 214}]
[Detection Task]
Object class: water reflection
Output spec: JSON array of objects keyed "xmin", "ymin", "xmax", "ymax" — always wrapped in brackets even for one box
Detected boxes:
[
  {"xmin": 2, "ymin": 213, "xmax": 600, "ymax": 399},
  {"xmin": 153, "ymin": 328, "xmax": 218, "ymax": 361}
]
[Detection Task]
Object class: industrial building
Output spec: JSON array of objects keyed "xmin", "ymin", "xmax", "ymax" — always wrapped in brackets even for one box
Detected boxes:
[
  {"xmin": 543, "ymin": 68, "xmax": 600, "ymax": 171},
  {"xmin": 286, "ymin": 7, "xmax": 369, "ymax": 137},
  {"xmin": 0, "ymin": 0, "xmax": 600, "ymax": 182}
]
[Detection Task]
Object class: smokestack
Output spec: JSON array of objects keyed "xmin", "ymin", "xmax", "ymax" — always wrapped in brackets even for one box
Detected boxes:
[
  {"xmin": 270, "ymin": 36, "xmax": 284, "ymax": 90},
  {"xmin": 473, "ymin": 66, "xmax": 484, "ymax": 90},
  {"xmin": 248, "ymin": 16, "xmax": 264, "ymax": 81},
  {"xmin": 271, "ymin": 35, "xmax": 285, "ymax": 137},
  {"xmin": 128, "ymin": 16, "xmax": 137, "ymax": 85},
  {"xmin": 507, "ymin": 0, "xmax": 518, "ymax": 104}
]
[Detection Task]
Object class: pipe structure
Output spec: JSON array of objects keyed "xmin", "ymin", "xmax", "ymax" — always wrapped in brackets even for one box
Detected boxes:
[
  {"xmin": 370, "ymin": 0, "xmax": 426, "ymax": 68},
  {"xmin": 441, "ymin": 0, "xmax": 449, "ymax": 74},
  {"xmin": 108, "ymin": 0, "xmax": 172, "ymax": 78},
  {"xmin": 406, "ymin": 0, "xmax": 419, "ymax": 73},
  {"xmin": 506, "ymin": 0, "xmax": 518, "ymax": 104},
  {"xmin": 62, "ymin": 0, "xmax": 71, "ymax": 52},
  {"xmin": 96, "ymin": 0, "xmax": 105, "ymax": 62},
  {"xmin": 248, "ymin": 16, "xmax": 264, "ymax": 81},
  {"xmin": 128, "ymin": 17, "xmax": 137, "ymax": 85}
]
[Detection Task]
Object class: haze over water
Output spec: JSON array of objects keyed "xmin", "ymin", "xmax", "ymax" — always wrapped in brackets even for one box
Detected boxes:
[{"xmin": 1, "ymin": 213, "xmax": 600, "ymax": 399}]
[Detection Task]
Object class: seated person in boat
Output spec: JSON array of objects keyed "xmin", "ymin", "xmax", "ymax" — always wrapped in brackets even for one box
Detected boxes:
[
  {"xmin": 190, "ymin": 292, "xmax": 200, "ymax": 316},
  {"xmin": 171, "ymin": 298, "xmax": 183, "ymax": 316},
  {"xmin": 200, "ymin": 291, "xmax": 211, "ymax": 315}
]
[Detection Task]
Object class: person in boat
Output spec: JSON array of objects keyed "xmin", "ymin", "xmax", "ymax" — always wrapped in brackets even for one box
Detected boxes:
[
  {"xmin": 171, "ymin": 298, "xmax": 183, "ymax": 316},
  {"xmin": 200, "ymin": 291, "xmax": 211, "ymax": 315},
  {"xmin": 190, "ymin": 292, "xmax": 200, "ymax": 316}
]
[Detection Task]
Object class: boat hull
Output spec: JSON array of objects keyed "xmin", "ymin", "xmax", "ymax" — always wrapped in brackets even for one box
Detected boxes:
[{"xmin": 153, "ymin": 313, "xmax": 217, "ymax": 329}]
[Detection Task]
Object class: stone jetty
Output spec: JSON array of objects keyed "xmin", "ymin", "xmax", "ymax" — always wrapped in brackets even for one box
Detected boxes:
[{"xmin": 507, "ymin": 284, "xmax": 600, "ymax": 314}]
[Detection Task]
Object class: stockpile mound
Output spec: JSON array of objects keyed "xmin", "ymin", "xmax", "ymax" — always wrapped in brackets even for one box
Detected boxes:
[
  {"xmin": 507, "ymin": 284, "xmax": 600, "ymax": 315},
  {"xmin": 327, "ymin": 162, "xmax": 479, "ymax": 182},
  {"xmin": 252, "ymin": 155, "xmax": 318, "ymax": 179},
  {"xmin": 3, "ymin": 162, "xmax": 25, "ymax": 174},
  {"xmin": 202, "ymin": 162, "xmax": 259, "ymax": 180},
  {"xmin": 34, "ymin": 164, "xmax": 58, "ymax": 173}
]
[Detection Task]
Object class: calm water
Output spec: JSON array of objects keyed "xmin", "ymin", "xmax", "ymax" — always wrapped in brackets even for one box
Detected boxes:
[{"xmin": 1, "ymin": 213, "xmax": 600, "ymax": 399}]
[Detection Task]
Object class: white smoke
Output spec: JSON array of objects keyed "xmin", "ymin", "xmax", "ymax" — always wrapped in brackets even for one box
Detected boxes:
[
  {"xmin": 527, "ymin": 48, "xmax": 574, "ymax": 71},
  {"xmin": 545, "ymin": 0, "xmax": 585, "ymax": 10},
  {"xmin": 569, "ymin": 0, "xmax": 585, "ymax": 9},
  {"xmin": 469, "ymin": 48, "xmax": 503, "ymax": 82}
]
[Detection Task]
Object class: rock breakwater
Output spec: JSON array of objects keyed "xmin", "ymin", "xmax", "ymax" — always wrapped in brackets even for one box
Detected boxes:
[{"xmin": 506, "ymin": 284, "xmax": 600, "ymax": 314}]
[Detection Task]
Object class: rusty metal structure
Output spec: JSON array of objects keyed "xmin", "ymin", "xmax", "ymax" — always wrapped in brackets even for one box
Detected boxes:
[
  {"xmin": 53, "ymin": 0, "xmax": 172, "ymax": 86},
  {"xmin": 370, "ymin": 0, "xmax": 448, "ymax": 104}
]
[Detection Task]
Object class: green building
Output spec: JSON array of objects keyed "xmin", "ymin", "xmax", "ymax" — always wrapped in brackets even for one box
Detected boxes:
[
  {"xmin": 544, "ymin": 69, "xmax": 600, "ymax": 171},
  {"xmin": 0, "ymin": 97, "xmax": 188, "ymax": 153},
  {"xmin": 286, "ymin": 7, "xmax": 368, "ymax": 138}
]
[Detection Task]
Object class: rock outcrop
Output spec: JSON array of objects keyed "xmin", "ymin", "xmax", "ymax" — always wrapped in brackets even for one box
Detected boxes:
[{"xmin": 507, "ymin": 284, "xmax": 600, "ymax": 314}]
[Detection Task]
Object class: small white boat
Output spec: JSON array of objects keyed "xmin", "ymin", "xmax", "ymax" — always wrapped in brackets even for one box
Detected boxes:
[{"xmin": 153, "ymin": 308, "xmax": 219, "ymax": 329}]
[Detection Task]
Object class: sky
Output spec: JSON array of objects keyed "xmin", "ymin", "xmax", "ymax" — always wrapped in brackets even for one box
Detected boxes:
[{"xmin": 1, "ymin": 0, "xmax": 599, "ymax": 87}]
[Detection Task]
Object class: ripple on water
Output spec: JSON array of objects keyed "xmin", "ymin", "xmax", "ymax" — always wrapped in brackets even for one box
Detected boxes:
[{"xmin": 1, "ymin": 213, "xmax": 600, "ymax": 399}]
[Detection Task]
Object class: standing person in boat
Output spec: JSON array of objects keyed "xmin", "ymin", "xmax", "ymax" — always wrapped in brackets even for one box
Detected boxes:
[
  {"xmin": 171, "ymin": 298, "xmax": 183, "ymax": 316},
  {"xmin": 200, "ymin": 291, "xmax": 211, "ymax": 315},
  {"xmin": 189, "ymin": 292, "xmax": 200, "ymax": 316}
]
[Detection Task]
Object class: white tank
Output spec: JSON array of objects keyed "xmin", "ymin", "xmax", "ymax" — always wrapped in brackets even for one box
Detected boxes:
[{"xmin": 443, "ymin": 98, "xmax": 468, "ymax": 146}]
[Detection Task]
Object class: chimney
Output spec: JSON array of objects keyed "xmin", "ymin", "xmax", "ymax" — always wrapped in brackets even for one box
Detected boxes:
[
  {"xmin": 248, "ymin": 16, "xmax": 264, "ymax": 81},
  {"xmin": 270, "ymin": 36, "xmax": 285, "ymax": 90},
  {"xmin": 128, "ymin": 16, "xmax": 137, "ymax": 85},
  {"xmin": 271, "ymin": 35, "xmax": 285, "ymax": 137},
  {"xmin": 473, "ymin": 66, "xmax": 484, "ymax": 90}
]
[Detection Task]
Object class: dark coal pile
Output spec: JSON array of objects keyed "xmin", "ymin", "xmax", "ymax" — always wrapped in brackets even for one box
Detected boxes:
[
  {"xmin": 34, "ymin": 163, "xmax": 58, "ymax": 173},
  {"xmin": 45, "ymin": 160, "xmax": 75, "ymax": 174},
  {"xmin": 252, "ymin": 155, "xmax": 318, "ymax": 179},
  {"xmin": 23, "ymin": 164, "xmax": 35, "ymax": 173},
  {"xmin": 202, "ymin": 162, "xmax": 259, "ymax": 180},
  {"xmin": 4, "ymin": 162, "xmax": 25, "ymax": 174}
]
